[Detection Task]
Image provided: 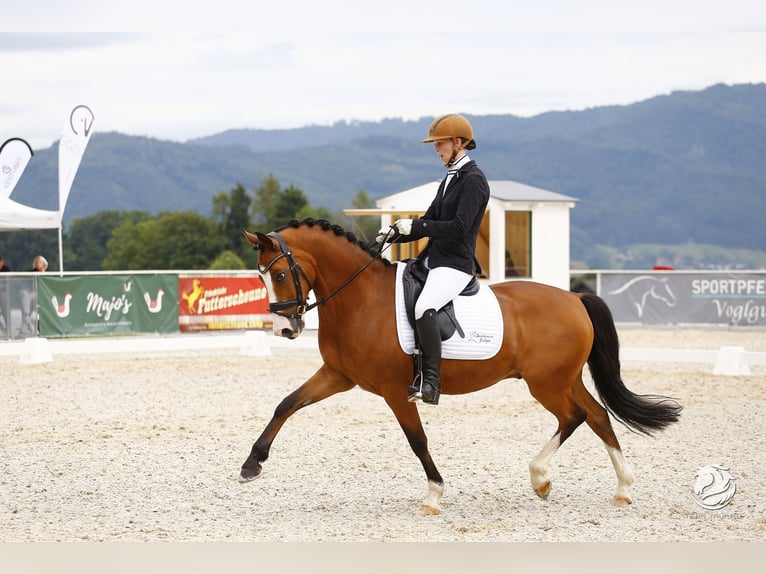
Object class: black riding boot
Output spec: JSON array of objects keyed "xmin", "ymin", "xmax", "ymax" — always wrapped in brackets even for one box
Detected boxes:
[{"xmin": 407, "ymin": 308, "xmax": 441, "ymax": 405}]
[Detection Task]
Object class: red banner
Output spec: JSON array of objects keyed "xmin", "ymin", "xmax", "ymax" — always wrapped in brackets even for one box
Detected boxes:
[{"xmin": 178, "ymin": 276, "xmax": 271, "ymax": 332}]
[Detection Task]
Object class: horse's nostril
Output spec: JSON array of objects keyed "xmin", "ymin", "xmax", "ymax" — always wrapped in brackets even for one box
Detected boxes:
[{"xmin": 280, "ymin": 328, "xmax": 294, "ymax": 338}]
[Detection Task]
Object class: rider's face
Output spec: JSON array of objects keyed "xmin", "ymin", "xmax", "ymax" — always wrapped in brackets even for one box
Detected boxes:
[{"xmin": 434, "ymin": 139, "xmax": 455, "ymax": 165}]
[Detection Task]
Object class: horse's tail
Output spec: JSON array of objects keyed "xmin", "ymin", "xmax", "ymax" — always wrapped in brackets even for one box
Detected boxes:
[{"xmin": 579, "ymin": 293, "xmax": 682, "ymax": 436}]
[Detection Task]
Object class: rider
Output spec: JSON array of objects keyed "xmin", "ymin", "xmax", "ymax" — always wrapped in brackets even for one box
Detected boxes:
[{"xmin": 378, "ymin": 113, "xmax": 490, "ymax": 405}]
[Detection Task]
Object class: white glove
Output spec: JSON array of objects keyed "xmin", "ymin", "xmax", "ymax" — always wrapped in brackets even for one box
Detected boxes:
[
  {"xmin": 394, "ymin": 219, "xmax": 413, "ymax": 236},
  {"xmin": 375, "ymin": 226, "xmax": 393, "ymax": 244}
]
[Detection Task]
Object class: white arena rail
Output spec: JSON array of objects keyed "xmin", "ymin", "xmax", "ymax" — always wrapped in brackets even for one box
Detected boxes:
[
  {"xmin": 621, "ymin": 346, "xmax": 766, "ymax": 375},
  {"xmin": 3, "ymin": 332, "xmax": 765, "ymax": 375},
  {"xmin": 1, "ymin": 330, "xmax": 318, "ymax": 364}
]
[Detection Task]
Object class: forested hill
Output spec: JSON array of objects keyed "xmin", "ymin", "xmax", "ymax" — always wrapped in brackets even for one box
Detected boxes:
[{"xmin": 10, "ymin": 82, "xmax": 766, "ymax": 264}]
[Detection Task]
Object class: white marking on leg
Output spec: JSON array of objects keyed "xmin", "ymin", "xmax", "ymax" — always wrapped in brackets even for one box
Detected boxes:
[
  {"xmin": 529, "ymin": 433, "xmax": 561, "ymax": 498},
  {"xmin": 606, "ymin": 444, "xmax": 635, "ymax": 505},
  {"xmin": 420, "ymin": 480, "xmax": 444, "ymax": 515}
]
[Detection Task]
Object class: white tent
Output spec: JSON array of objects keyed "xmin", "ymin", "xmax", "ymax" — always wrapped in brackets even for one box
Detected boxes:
[{"xmin": 0, "ymin": 197, "xmax": 60, "ymax": 231}]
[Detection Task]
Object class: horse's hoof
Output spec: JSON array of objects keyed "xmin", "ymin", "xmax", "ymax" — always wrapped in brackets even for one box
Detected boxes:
[
  {"xmin": 534, "ymin": 480, "xmax": 551, "ymax": 499},
  {"xmin": 612, "ymin": 495, "xmax": 633, "ymax": 506},
  {"xmin": 238, "ymin": 465, "xmax": 262, "ymax": 483},
  {"xmin": 420, "ymin": 504, "xmax": 441, "ymax": 516}
]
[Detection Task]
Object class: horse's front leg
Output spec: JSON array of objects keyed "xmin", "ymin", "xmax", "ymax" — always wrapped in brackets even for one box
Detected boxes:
[
  {"xmin": 239, "ymin": 364, "xmax": 354, "ymax": 482},
  {"xmin": 383, "ymin": 393, "xmax": 444, "ymax": 515}
]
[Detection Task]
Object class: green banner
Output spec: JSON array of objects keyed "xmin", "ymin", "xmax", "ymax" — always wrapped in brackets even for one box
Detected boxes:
[{"xmin": 38, "ymin": 274, "xmax": 178, "ymax": 337}]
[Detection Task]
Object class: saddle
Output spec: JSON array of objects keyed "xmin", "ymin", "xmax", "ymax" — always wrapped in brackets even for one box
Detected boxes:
[{"xmin": 401, "ymin": 258, "xmax": 479, "ymax": 342}]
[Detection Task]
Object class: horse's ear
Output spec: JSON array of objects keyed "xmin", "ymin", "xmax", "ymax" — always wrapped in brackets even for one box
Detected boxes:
[{"xmin": 241, "ymin": 229, "xmax": 275, "ymax": 252}]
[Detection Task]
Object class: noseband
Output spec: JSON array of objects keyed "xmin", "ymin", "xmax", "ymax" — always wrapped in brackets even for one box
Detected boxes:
[{"xmin": 253, "ymin": 230, "xmax": 381, "ymax": 321}]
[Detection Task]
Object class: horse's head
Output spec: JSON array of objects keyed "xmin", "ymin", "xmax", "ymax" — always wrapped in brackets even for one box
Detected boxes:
[
  {"xmin": 649, "ymin": 278, "xmax": 677, "ymax": 307},
  {"xmin": 243, "ymin": 228, "xmax": 315, "ymax": 339}
]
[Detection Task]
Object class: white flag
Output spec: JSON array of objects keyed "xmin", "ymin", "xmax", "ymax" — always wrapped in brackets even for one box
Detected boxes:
[
  {"xmin": 58, "ymin": 104, "xmax": 95, "ymax": 214},
  {"xmin": 0, "ymin": 137, "xmax": 34, "ymax": 200}
]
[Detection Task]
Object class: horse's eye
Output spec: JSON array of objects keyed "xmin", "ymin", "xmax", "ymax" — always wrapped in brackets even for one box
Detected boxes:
[{"xmin": 275, "ymin": 271, "xmax": 287, "ymax": 283}]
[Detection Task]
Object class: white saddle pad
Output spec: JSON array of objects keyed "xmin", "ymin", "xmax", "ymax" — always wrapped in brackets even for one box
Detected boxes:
[{"xmin": 395, "ymin": 262, "xmax": 504, "ymax": 360}]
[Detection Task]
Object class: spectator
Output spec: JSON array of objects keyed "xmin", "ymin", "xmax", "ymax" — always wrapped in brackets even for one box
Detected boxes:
[
  {"xmin": 17, "ymin": 255, "xmax": 48, "ymax": 337},
  {"xmin": 0, "ymin": 256, "xmax": 11, "ymax": 337}
]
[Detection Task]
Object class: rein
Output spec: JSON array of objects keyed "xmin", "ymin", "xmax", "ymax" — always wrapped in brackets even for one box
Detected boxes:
[{"xmin": 255, "ymin": 229, "xmax": 389, "ymax": 319}]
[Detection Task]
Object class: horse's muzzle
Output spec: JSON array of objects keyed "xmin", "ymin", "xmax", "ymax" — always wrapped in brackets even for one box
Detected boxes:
[{"xmin": 273, "ymin": 315, "xmax": 304, "ymax": 339}]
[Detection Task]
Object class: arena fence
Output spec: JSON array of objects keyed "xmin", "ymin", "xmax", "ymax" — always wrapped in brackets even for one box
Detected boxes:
[{"xmin": 2, "ymin": 269, "xmax": 765, "ymax": 374}]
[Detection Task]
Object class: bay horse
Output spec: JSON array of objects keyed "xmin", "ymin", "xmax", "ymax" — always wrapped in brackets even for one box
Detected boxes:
[{"xmin": 238, "ymin": 218, "xmax": 681, "ymax": 514}]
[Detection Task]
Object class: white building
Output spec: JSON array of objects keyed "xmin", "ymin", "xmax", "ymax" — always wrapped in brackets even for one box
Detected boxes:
[{"xmin": 346, "ymin": 180, "xmax": 578, "ymax": 290}]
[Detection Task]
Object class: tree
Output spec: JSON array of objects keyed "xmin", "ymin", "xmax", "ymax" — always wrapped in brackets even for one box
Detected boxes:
[
  {"xmin": 103, "ymin": 211, "xmax": 225, "ymax": 269},
  {"xmin": 212, "ymin": 183, "xmax": 251, "ymax": 244},
  {"xmin": 209, "ymin": 250, "xmax": 246, "ymax": 270},
  {"xmin": 67, "ymin": 210, "xmax": 151, "ymax": 270},
  {"xmin": 211, "ymin": 183, "xmax": 254, "ymax": 264},
  {"xmin": 54, "ymin": 176, "xmax": 348, "ymax": 272},
  {"xmin": 347, "ymin": 189, "xmax": 380, "ymax": 243},
  {"xmin": 296, "ymin": 204, "xmax": 335, "ymax": 222},
  {"xmin": 250, "ymin": 176, "xmax": 318, "ymax": 231},
  {"xmin": 275, "ymin": 184, "xmax": 309, "ymax": 224},
  {"xmin": 251, "ymin": 174, "xmax": 281, "ymax": 232}
]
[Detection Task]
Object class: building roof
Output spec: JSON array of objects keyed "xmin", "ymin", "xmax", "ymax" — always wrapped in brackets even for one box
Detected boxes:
[
  {"xmin": 487, "ymin": 180, "xmax": 578, "ymax": 203},
  {"xmin": 371, "ymin": 180, "xmax": 578, "ymax": 212}
]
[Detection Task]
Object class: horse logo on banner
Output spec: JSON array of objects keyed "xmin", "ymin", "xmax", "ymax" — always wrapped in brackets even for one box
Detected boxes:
[{"xmin": 607, "ymin": 275, "xmax": 677, "ymax": 319}]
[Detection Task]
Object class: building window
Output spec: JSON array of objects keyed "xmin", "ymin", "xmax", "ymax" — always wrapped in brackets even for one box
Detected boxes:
[{"xmin": 505, "ymin": 211, "xmax": 531, "ymax": 278}]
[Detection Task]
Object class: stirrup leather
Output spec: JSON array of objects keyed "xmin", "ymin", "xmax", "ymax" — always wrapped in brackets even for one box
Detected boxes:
[{"xmin": 407, "ymin": 352, "xmax": 424, "ymax": 402}]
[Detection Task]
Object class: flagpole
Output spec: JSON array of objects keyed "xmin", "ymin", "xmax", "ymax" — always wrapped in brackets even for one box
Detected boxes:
[{"xmin": 58, "ymin": 224, "xmax": 64, "ymax": 276}]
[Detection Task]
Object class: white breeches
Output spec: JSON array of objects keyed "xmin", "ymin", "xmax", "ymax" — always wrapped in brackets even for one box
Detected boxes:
[{"xmin": 414, "ymin": 264, "xmax": 473, "ymax": 320}]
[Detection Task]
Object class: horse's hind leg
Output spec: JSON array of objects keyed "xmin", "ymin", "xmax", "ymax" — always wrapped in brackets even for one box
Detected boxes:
[
  {"xmin": 526, "ymin": 379, "xmax": 587, "ymax": 500},
  {"xmin": 239, "ymin": 364, "xmax": 354, "ymax": 482},
  {"xmin": 572, "ymin": 376, "xmax": 635, "ymax": 505}
]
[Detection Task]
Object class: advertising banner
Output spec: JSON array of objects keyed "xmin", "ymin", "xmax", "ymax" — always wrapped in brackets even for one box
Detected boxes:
[
  {"xmin": 601, "ymin": 273, "xmax": 766, "ymax": 326},
  {"xmin": 1, "ymin": 137, "xmax": 34, "ymax": 200},
  {"xmin": 59, "ymin": 105, "xmax": 95, "ymax": 212},
  {"xmin": 178, "ymin": 276, "xmax": 271, "ymax": 332},
  {"xmin": 37, "ymin": 274, "xmax": 178, "ymax": 336}
]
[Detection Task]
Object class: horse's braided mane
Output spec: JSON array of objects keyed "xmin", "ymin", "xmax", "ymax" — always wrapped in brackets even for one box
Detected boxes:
[{"xmin": 276, "ymin": 218, "xmax": 394, "ymax": 265}]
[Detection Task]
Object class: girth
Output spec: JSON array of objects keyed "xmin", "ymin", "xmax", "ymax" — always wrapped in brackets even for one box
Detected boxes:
[{"xmin": 401, "ymin": 258, "xmax": 479, "ymax": 342}]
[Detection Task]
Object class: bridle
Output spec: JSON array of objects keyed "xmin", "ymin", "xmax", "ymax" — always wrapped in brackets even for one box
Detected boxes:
[
  {"xmin": 253, "ymin": 232, "xmax": 313, "ymax": 320},
  {"xmin": 254, "ymin": 230, "xmax": 382, "ymax": 321}
]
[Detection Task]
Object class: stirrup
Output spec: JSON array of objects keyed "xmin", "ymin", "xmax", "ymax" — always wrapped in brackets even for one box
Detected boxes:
[
  {"xmin": 407, "ymin": 373, "xmax": 423, "ymax": 403},
  {"xmin": 407, "ymin": 376, "xmax": 440, "ymax": 405}
]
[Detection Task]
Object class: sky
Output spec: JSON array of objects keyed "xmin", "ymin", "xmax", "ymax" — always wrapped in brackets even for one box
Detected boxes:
[{"xmin": 2, "ymin": 0, "xmax": 765, "ymax": 150}]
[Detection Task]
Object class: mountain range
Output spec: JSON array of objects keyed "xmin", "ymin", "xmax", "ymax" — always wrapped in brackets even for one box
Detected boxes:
[{"xmin": 8, "ymin": 82, "xmax": 766, "ymax": 266}]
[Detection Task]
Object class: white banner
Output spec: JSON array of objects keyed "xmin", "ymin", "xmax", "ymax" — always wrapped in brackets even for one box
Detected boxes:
[
  {"xmin": 602, "ymin": 272, "xmax": 766, "ymax": 326},
  {"xmin": 58, "ymin": 104, "xmax": 95, "ymax": 214},
  {"xmin": 0, "ymin": 137, "xmax": 34, "ymax": 200}
]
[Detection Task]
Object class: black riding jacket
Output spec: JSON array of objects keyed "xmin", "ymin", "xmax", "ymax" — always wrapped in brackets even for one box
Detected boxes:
[{"xmin": 400, "ymin": 159, "xmax": 490, "ymax": 276}]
